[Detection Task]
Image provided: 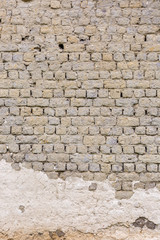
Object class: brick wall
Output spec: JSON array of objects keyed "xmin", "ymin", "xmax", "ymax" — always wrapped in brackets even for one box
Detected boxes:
[{"xmin": 0, "ymin": 0, "xmax": 160, "ymax": 200}]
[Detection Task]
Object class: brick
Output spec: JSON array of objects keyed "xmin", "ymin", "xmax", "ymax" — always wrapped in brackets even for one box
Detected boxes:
[
  {"xmin": 117, "ymin": 117, "xmax": 139, "ymax": 126},
  {"xmin": 136, "ymin": 164, "xmax": 146, "ymax": 173},
  {"xmin": 89, "ymin": 163, "xmax": 100, "ymax": 172},
  {"xmin": 83, "ymin": 136, "xmax": 105, "ymax": 146},
  {"xmin": 112, "ymin": 164, "xmax": 122, "ymax": 172},
  {"xmin": 67, "ymin": 163, "xmax": 77, "ymax": 171},
  {"xmin": 115, "ymin": 191, "xmax": 133, "ymax": 200},
  {"xmin": 44, "ymin": 163, "xmax": 55, "ymax": 172},
  {"xmin": 147, "ymin": 164, "xmax": 158, "ymax": 172},
  {"xmin": 139, "ymin": 155, "xmax": 160, "ymax": 163},
  {"xmin": 116, "ymin": 154, "xmax": 138, "ymax": 163},
  {"xmin": 124, "ymin": 163, "xmax": 134, "ymax": 172},
  {"xmin": 122, "ymin": 182, "xmax": 133, "ymax": 191},
  {"xmin": 25, "ymin": 154, "xmax": 46, "ymax": 162},
  {"xmin": 78, "ymin": 164, "xmax": 88, "ymax": 172},
  {"xmin": 0, "ymin": 44, "xmax": 18, "ymax": 52},
  {"xmin": 54, "ymin": 163, "xmax": 66, "ymax": 172},
  {"xmin": 25, "ymin": 117, "xmax": 48, "ymax": 126},
  {"xmin": 118, "ymin": 135, "xmax": 140, "ymax": 145},
  {"xmin": 32, "ymin": 162, "xmax": 43, "ymax": 171}
]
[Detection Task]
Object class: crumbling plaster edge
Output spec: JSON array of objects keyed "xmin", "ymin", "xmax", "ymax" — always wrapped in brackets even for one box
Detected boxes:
[{"xmin": 0, "ymin": 159, "xmax": 160, "ymax": 236}]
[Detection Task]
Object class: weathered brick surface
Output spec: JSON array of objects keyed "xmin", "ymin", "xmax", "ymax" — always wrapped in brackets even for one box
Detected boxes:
[{"xmin": 0, "ymin": 0, "xmax": 160, "ymax": 198}]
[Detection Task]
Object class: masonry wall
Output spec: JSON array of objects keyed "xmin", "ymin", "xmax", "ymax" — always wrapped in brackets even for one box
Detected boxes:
[{"xmin": 0, "ymin": 0, "xmax": 160, "ymax": 239}]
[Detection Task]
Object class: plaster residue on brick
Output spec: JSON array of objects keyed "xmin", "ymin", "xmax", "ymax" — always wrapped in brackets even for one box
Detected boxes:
[{"xmin": 1, "ymin": 160, "xmax": 160, "ymax": 239}]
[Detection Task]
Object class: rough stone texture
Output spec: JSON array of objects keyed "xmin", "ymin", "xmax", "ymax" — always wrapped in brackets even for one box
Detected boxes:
[
  {"xmin": 0, "ymin": 0, "xmax": 160, "ymax": 196},
  {"xmin": 0, "ymin": 0, "xmax": 160, "ymax": 237}
]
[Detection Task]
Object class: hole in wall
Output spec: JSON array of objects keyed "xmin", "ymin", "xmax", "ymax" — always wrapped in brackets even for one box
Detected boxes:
[
  {"xmin": 0, "ymin": 19, "xmax": 2, "ymax": 23},
  {"xmin": 89, "ymin": 183, "xmax": 97, "ymax": 191},
  {"xmin": 133, "ymin": 217, "xmax": 156, "ymax": 230},
  {"xmin": 19, "ymin": 205, "xmax": 25, "ymax": 213},
  {"xmin": 59, "ymin": 43, "xmax": 64, "ymax": 50},
  {"xmin": 22, "ymin": 36, "xmax": 29, "ymax": 41},
  {"xmin": 34, "ymin": 45, "xmax": 42, "ymax": 52},
  {"xmin": 144, "ymin": 35, "xmax": 147, "ymax": 41},
  {"xmin": 56, "ymin": 229, "xmax": 65, "ymax": 237}
]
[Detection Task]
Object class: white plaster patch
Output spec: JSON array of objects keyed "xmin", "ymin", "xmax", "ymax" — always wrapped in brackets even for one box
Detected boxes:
[{"xmin": 0, "ymin": 160, "xmax": 160, "ymax": 236}]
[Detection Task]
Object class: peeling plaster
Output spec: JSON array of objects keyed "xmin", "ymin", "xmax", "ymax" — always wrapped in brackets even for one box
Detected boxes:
[{"xmin": 0, "ymin": 160, "xmax": 160, "ymax": 239}]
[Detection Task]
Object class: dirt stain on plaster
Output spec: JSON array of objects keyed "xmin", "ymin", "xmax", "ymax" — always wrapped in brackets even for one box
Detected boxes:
[{"xmin": 133, "ymin": 217, "xmax": 156, "ymax": 230}]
